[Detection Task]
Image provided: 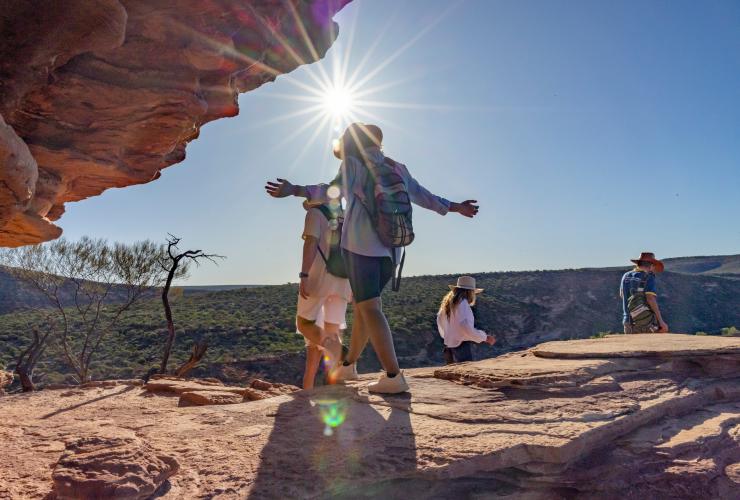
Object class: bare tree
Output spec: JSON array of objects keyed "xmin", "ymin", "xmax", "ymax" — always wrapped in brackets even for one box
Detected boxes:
[
  {"xmin": 174, "ymin": 340, "xmax": 209, "ymax": 377},
  {"xmin": 1, "ymin": 237, "xmax": 165, "ymax": 384},
  {"xmin": 158, "ymin": 235, "xmax": 223, "ymax": 374},
  {"xmin": 14, "ymin": 322, "xmax": 51, "ymax": 392}
]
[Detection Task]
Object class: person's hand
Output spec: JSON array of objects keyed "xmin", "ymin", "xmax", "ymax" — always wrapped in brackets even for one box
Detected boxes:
[
  {"xmin": 299, "ymin": 277, "xmax": 310, "ymax": 299},
  {"xmin": 451, "ymin": 200, "xmax": 479, "ymax": 218},
  {"xmin": 485, "ymin": 334, "xmax": 496, "ymax": 346},
  {"xmin": 658, "ymin": 321, "xmax": 669, "ymax": 333},
  {"xmin": 265, "ymin": 178, "xmax": 295, "ymax": 198}
]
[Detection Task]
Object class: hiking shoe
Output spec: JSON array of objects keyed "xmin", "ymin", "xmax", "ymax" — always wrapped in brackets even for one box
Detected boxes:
[
  {"xmin": 368, "ymin": 371, "xmax": 409, "ymax": 394},
  {"xmin": 332, "ymin": 362, "xmax": 358, "ymax": 382}
]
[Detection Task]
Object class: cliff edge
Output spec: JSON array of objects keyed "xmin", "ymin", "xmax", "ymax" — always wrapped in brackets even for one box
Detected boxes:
[{"xmin": 1, "ymin": 334, "xmax": 738, "ymax": 498}]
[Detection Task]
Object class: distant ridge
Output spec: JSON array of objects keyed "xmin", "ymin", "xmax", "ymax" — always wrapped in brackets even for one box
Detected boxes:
[{"xmin": 662, "ymin": 254, "xmax": 740, "ymax": 276}]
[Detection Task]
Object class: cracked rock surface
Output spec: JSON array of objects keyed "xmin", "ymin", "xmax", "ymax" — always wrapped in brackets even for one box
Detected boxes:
[{"xmin": 0, "ymin": 334, "xmax": 738, "ymax": 498}]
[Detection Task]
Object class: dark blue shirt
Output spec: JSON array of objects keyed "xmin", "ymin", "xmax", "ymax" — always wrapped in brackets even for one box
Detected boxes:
[{"xmin": 621, "ymin": 269, "xmax": 657, "ymax": 323}]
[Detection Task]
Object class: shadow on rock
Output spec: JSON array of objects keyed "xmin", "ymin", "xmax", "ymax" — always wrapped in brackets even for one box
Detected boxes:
[{"xmin": 249, "ymin": 385, "xmax": 417, "ymax": 499}]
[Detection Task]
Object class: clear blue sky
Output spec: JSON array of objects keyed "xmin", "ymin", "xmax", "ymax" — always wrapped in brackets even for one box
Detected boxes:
[{"xmin": 60, "ymin": 0, "xmax": 740, "ymax": 285}]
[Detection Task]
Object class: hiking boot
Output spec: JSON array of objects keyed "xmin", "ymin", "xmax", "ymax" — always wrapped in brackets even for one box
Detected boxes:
[
  {"xmin": 368, "ymin": 371, "xmax": 409, "ymax": 394},
  {"xmin": 332, "ymin": 362, "xmax": 358, "ymax": 382}
]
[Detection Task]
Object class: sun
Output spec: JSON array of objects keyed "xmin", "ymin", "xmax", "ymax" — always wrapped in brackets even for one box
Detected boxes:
[
  {"xmin": 322, "ymin": 84, "xmax": 354, "ymax": 119},
  {"xmin": 249, "ymin": 2, "xmax": 463, "ymax": 170}
]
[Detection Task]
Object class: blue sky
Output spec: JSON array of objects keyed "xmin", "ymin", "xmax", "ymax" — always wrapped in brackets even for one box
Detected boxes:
[{"xmin": 60, "ymin": 0, "xmax": 740, "ymax": 285}]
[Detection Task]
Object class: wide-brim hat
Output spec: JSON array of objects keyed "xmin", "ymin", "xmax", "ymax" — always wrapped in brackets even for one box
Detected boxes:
[
  {"xmin": 630, "ymin": 252, "xmax": 665, "ymax": 273},
  {"xmin": 449, "ymin": 275, "xmax": 484, "ymax": 293},
  {"xmin": 332, "ymin": 123, "xmax": 383, "ymax": 159}
]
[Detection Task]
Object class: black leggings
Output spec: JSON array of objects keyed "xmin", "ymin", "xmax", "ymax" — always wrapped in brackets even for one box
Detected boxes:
[
  {"xmin": 443, "ymin": 342, "xmax": 474, "ymax": 364},
  {"xmin": 342, "ymin": 250, "xmax": 394, "ymax": 303}
]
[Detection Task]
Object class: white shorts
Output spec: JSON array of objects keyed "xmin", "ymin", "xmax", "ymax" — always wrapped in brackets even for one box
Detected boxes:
[{"xmin": 297, "ymin": 294, "xmax": 348, "ymax": 347}]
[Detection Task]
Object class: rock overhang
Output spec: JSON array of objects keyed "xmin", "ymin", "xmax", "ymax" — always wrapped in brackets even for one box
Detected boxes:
[{"xmin": 0, "ymin": 0, "xmax": 353, "ymax": 246}]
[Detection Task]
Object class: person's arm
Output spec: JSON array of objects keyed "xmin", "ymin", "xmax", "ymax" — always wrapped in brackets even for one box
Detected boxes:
[
  {"xmin": 646, "ymin": 294, "xmax": 668, "ymax": 333},
  {"xmin": 298, "ymin": 210, "xmax": 322, "ymax": 300},
  {"xmin": 645, "ymin": 274, "xmax": 668, "ymax": 332},
  {"xmin": 397, "ymin": 162, "xmax": 479, "ymax": 218},
  {"xmin": 436, "ymin": 311, "xmax": 446, "ymax": 340},
  {"xmin": 299, "ymin": 236, "xmax": 318, "ymax": 300},
  {"xmin": 456, "ymin": 301, "xmax": 489, "ymax": 343},
  {"xmin": 265, "ymin": 164, "xmax": 347, "ymax": 202}
]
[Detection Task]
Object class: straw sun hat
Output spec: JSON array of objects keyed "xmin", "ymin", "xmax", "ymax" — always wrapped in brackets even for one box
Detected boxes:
[{"xmin": 449, "ymin": 276, "xmax": 484, "ymax": 293}]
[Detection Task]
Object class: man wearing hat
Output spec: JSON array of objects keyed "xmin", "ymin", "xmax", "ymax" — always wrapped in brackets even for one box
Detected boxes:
[{"xmin": 620, "ymin": 252, "xmax": 669, "ymax": 334}]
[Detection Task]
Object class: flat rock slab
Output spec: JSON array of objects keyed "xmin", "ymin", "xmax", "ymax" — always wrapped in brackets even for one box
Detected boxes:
[
  {"xmin": 533, "ymin": 333, "xmax": 740, "ymax": 359},
  {"xmin": 51, "ymin": 436, "xmax": 179, "ymax": 500},
  {"xmin": 179, "ymin": 391, "xmax": 244, "ymax": 406},
  {"xmin": 2, "ymin": 334, "xmax": 739, "ymax": 499},
  {"xmin": 434, "ymin": 351, "xmax": 655, "ymax": 389}
]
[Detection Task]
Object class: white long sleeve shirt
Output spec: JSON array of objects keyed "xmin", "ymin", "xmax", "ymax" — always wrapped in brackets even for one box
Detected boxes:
[
  {"xmin": 437, "ymin": 299, "xmax": 487, "ymax": 348},
  {"xmin": 304, "ymin": 147, "xmax": 451, "ymax": 259}
]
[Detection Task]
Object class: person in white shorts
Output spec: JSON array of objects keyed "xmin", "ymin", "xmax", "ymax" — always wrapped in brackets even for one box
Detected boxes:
[{"xmin": 296, "ymin": 200, "xmax": 352, "ymax": 389}]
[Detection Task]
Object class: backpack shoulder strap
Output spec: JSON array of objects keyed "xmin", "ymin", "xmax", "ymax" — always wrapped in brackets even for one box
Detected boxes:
[{"xmin": 316, "ymin": 205, "xmax": 332, "ymax": 221}]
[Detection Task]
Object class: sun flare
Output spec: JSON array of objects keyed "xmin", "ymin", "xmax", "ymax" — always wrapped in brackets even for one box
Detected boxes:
[
  {"xmin": 254, "ymin": 2, "xmax": 462, "ymax": 171},
  {"xmin": 322, "ymin": 84, "xmax": 354, "ymax": 119}
]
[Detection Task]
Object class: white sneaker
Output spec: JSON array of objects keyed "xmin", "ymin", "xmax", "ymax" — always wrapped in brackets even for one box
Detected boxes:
[
  {"xmin": 332, "ymin": 362, "xmax": 358, "ymax": 382},
  {"xmin": 367, "ymin": 371, "xmax": 409, "ymax": 394}
]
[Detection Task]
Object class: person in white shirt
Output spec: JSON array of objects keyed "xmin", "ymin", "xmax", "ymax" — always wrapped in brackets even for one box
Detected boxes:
[
  {"xmin": 437, "ymin": 276, "xmax": 496, "ymax": 364},
  {"xmin": 266, "ymin": 123, "xmax": 480, "ymax": 394},
  {"xmin": 296, "ymin": 200, "xmax": 352, "ymax": 389}
]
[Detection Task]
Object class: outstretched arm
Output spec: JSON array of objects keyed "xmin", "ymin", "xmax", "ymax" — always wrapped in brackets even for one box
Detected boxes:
[
  {"xmin": 265, "ymin": 178, "xmax": 308, "ymax": 199},
  {"xmin": 449, "ymin": 200, "xmax": 480, "ymax": 218},
  {"xmin": 398, "ymin": 163, "xmax": 479, "ymax": 218},
  {"xmin": 266, "ymin": 165, "xmax": 347, "ymax": 202}
]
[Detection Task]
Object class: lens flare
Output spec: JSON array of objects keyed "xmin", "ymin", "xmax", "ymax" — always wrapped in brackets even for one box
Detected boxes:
[{"xmin": 316, "ymin": 398, "xmax": 347, "ymax": 436}]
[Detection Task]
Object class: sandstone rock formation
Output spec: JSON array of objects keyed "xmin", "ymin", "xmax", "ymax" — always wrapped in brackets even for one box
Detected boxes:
[
  {"xmin": 52, "ymin": 436, "xmax": 179, "ymax": 500},
  {"xmin": 0, "ymin": 0, "xmax": 351, "ymax": 246},
  {"xmin": 144, "ymin": 374, "xmax": 299, "ymax": 406},
  {"xmin": 0, "ymin": 334, "xmax": 737, "ymax": 498}
]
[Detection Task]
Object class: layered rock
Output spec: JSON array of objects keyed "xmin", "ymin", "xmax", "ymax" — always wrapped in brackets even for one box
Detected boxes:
[
  {"xmin": 144, "ymin": 374, "xmax": 299, "ymax": 405},
  {"xmin": 0, "ymin": 0, "xmax": 351, "ymax": 246},
  {"xmin": 52, "ymin": 436, "xmax": 179, "ymax": 500},
  {"xmin": 0, "ymin": 334, "xmax": 738, "ymax": 498}
]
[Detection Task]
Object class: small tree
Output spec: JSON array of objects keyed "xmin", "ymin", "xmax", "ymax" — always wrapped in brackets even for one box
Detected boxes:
[
  {"xmin": 158, "ymin": 235, "xmax": 223, "ymax": 374},
  {"xmin": 1, "ymin": 237, "xmax": 165, "ymax": 384},
  {"xmin": 13, "ymin": 314, "xmax": 55, "ymax": 391}
]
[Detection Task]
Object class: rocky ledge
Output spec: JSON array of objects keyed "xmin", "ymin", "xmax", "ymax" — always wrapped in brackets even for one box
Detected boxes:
[
  {"xmin": 0, "ymin": 334, "xmax": 738, "ymax": 499},
  {"xmin": 0, "ymin": 0, "xmax": 351, "ymax": 246}
]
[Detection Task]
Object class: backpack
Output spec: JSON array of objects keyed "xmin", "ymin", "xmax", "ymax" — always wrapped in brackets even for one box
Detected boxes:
[
  {"xmin": 316, "ymin": 205, "xmax": 348, "ymax": 279},
  {"xmin": 626, "ymin": 273, "xmax": 657, "ymax": 330},
  {"xmin": 360, "ymin": 156, "xmax": 414, "ymax": 291}
]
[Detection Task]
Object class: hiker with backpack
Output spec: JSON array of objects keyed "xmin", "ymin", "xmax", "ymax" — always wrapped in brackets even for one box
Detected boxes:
[
  {"xmin": 266, "ymin": 123, "xmax": 479, "ymax": 393},
  {"xmin": 295, "ymin": 200, "xmax": 352, "ymax": 389},
  {"xmin": 620, "ymin": 252, "xmax": 669, "ymax": 334},
  {"xmin": 437, "ymin": 276, "xmax": 496, "ymax": 364}
]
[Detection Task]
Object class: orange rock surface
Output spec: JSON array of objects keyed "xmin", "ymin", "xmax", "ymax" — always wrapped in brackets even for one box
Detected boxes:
[
  {"xmin": 0, "ymin": 334, "xmax": 738, "ymax": 498},
  {"xmin": 0, "ymin": 0, "xmax": 351, "ymax": 246}
]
